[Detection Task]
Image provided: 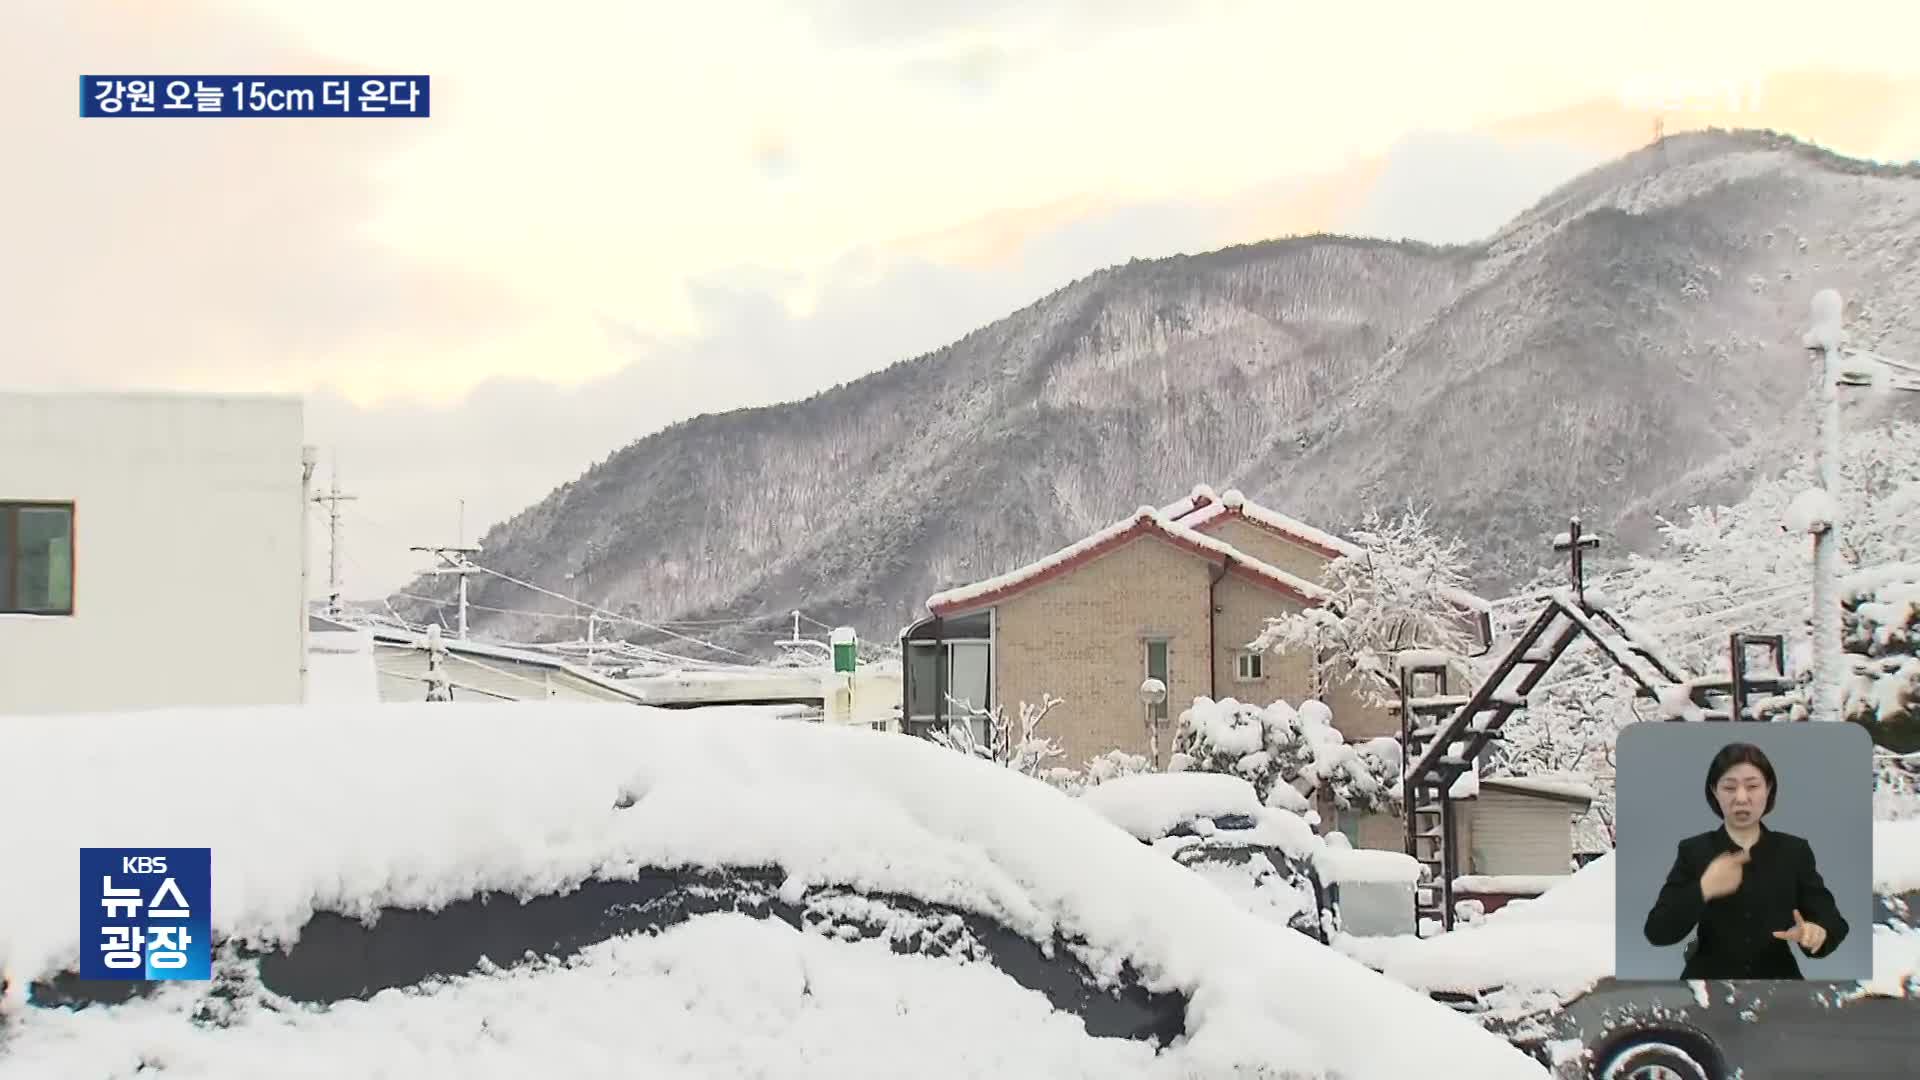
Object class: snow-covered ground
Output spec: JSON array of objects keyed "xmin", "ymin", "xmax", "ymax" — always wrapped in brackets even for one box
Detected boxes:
[{"xmin": 0, "ymin": 704, "xmax": 1546, "ymax": 1079}]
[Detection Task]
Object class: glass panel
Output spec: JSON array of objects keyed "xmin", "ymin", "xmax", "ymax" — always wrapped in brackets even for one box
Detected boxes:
[
  {"xmin": 949, "ymin": 642, "xmax": 990, "ymax": 717},
  {"xmin": 906, "ymin": 643, "xmax": 940, "ymax": 719},
  {"xmin": 15, "ymin": 506, "xmax": 73, "ymax": 613},
  {"xmin": 1146, "ymin": 640, "xmax": 1169, "ymax": 721},
  {"xmin": 0, "ymin": 507, "xmax": 12, "ymax": 610}
]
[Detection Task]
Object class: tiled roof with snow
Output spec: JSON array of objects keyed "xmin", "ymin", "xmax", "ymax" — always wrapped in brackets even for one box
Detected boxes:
[
  {"xmin": 1183, "ymin": 494, "xmax": 1493, "ymax": 614},
  {"xmin": 926, "ymin": 506, "xmax": 1331, "ymax": 616},
  {"xmin": 1183, "ymin": 493, "xmax": 1364, "ymax": 560},
  {"xmin": 1157, "ymin": 483, "xmax": 1219, "ymax": 521}
]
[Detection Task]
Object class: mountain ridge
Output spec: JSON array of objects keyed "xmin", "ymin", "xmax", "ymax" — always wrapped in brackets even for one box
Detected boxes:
[{"xmin": 396, "ymin": 128, "xmax": 1920, "ymax": 659}]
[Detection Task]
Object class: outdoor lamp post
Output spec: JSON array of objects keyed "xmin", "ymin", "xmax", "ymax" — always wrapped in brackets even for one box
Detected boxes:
[{"xmin": 1140, "ymin": 677, "xmax": 1168, "ymax": 765}]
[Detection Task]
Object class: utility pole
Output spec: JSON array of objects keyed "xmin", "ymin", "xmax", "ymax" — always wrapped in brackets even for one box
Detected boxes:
[
  {"xmin": 310, "ymin": 462, "xmax": 358, "ymax": 618},
  {"xmin": 1801, "ymin": 290, "xmax": 1920, "ymax": 721},
  {"xmin": 411, "ymin": 542, "xmax": 482, "ymax": 640},
  {"xmin": 1805, "ymin": 291, "xmax": 1845, "ymax": 723}
]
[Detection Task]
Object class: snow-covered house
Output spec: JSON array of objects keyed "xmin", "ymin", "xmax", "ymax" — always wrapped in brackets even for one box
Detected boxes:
[
  {"xmin": 901, "ymin": 486, "xmax": 1493, "ymax": 776},
  {"xmin": 0, "ymin": 391, "xmax": 309, "ymax": 715}
]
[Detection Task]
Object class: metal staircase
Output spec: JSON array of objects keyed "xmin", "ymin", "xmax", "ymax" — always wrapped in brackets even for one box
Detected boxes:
[{"xmin": 1399, "ymin": 518, "xmax": 1698, "ymax": 934}]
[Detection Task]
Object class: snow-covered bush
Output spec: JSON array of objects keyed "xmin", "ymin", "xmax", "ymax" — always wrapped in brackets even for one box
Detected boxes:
[
  {"xmin": 1843, "ymin": 565, "xmax": 1920, "ymax": 751},
  {"xmin": 1169, "ymin": 697, "xmax": 1400, "ymax": 814},
  {"xmin": 1034, "ymin": 749, "xmax": 1156, "ymax": 797},
  {"xmin": 1252, "ymin": 509, "xmax": 1481, "ymax": 705}
]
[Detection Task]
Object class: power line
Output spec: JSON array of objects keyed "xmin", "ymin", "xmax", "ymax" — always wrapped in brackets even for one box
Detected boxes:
[{"xmin": 466, "ymin": 562, "xmax": 757, "ymax": 661}]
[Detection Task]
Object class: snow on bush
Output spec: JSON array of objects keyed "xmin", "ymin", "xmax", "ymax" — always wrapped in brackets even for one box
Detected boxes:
[
  {"xmin": 1169, "ymin": 698, "xmax": 1400, "ymax": 815},
  {"xmin": 0, "ymin": 704, "xmax": 1546, "ymax": 1080},
  {"xmin": 1787, "ymin": 486, "xmax": 1840, "ymax": 535},
  {"xmin": 1253, "ymin": 509, "xmax": 1483, "ymax": 706}
]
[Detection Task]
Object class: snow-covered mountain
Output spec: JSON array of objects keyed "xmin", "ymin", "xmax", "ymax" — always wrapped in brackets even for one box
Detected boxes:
[{"xmin": 397, "ymin": 130, "xmax": 1920, "ymax": 657}]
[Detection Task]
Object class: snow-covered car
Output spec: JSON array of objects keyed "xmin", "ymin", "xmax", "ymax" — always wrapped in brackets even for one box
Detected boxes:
[
  {"xmin": 1078, "ymin": 772, "xmax": 1424, "ymax": 946},
  {"xmin": 1079, "ymin": 772, "xmax": 1336, "ymax": 943},
  {"xmin": 0, "ymin": 705, "xmax": 1549, "ymax": 1079},
  {"xmin": 1337, "ymin": 821, "xmax": 1920, "ymax": 1080}
]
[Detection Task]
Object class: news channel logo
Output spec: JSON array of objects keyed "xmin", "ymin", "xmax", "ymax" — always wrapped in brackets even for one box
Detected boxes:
[
  {"xmin": 79, "ymin": 75, "xmax": 430, "ymax": 118},
  {"xmin": 79, "ymin": 848, "xmax": 212, "ymax": 981},
  {"xmin": 1616, "ymin": 71, "xmax": 1766, "ymax": 115}
]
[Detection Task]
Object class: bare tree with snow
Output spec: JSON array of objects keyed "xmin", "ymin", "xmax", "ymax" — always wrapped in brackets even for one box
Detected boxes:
[
  {"xmin": 1251, "ymin": 508, "xmax": 1482, "ymax": 706},
  {"xmin": 932, "ymin": 693, "xmax": 1069, "ymax": 779}
]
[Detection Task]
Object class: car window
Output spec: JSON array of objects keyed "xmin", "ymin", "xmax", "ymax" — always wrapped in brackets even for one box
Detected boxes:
[{"xmin": 13, "ymin": 867, "xmax": 1187, "ymax": 1045}]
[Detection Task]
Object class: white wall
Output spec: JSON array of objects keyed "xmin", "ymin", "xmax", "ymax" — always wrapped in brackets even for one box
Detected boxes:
[{"xmin": 0, "ymin": 392, "xmax": 306, "ymax": 714}]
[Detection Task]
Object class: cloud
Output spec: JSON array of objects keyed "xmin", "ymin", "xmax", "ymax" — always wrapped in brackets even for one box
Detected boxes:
[
  {"xmin": 308, "ymin": 192, "xmax": 1252, "ymax": 600},
  {"xmin": 1335, "ymin": 130, "xmax": 1614, "ymax": 245},
  {"xmin": 0, "ymin": 0, "xmax": 523, "ymax": 394}
]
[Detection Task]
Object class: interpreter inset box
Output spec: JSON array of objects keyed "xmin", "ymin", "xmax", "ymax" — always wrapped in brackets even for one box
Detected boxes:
[{"xmin": 1614, "ymin": 722, "xmax": 1872, "ymax": 981}]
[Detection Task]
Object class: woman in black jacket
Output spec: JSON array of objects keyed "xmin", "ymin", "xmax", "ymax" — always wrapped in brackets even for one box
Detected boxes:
[{"xmin": 1642, "ymin": 742, "xmax": 1848, "ymax": 979}]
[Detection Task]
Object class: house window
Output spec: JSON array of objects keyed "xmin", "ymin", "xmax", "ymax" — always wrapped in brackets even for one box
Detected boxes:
[
  {"xmin": 906, "ymin": 640, "xmax": 991, "ymax": 740},
  {"xmin": 1, "ymin": 502, "xmax": 74, "ymax": 616},
  {"xmin": 1144, "ymin": 638, "xmax": 1170, "ymax": 723},
  {"xmin": 1235, "ymin": 650, "xmax": 1264, "ymax": 682}
]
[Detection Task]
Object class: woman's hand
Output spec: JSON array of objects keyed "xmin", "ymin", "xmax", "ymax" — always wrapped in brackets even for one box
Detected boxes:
[
  {"xmin": 1773, "ymin": 909, "xmax": 1828, "ymax": 954},
  {"xmin": 1699, "ymin": 849, "xmax": 1749, "ymax": 901}
]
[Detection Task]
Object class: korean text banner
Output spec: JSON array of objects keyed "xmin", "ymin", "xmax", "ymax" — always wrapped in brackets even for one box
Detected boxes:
[{"xmin": 80, "ymin": 76, "xmax": 430, "ymax": 117}]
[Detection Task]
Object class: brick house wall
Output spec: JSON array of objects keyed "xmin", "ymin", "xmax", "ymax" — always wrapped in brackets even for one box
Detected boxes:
[
  {"xmin": 992, "ymin": 534, "xmax": 1212, "ymax": 770},
  {"xmin": 1211, "ymin": 575, "xmax": 1313, "ymax": 705}
]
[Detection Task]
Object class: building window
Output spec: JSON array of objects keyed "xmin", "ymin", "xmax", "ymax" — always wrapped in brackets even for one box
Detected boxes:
[
  {"xmin": 906, "ymin": 639, "xmax": 991, "ymax": 736},
  {"xmin": 1235, "ymin": 650, "xmax": 1264, "ymax": 682},
  {"xmin": 1144, "ymin": 638, "xmax": 1169, "ymax": 723},
  {"xmin": 1, "ymin": 502, "xmax": 74, "ymax": 616}
]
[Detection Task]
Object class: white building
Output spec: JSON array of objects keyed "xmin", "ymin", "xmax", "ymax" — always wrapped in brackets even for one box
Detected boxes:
[{"xmin": 0, "ymin": 391, "xmax": 309, "ymax": 715}]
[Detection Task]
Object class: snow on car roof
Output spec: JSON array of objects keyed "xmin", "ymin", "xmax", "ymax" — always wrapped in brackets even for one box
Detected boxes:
[
  {"xmin": 0, "ymin": 704, "xmax": 1546, "ymax": 1080},
  {"xmin": 1079, "ymin": 772, "xmax": 1263, "ymax": 839}
]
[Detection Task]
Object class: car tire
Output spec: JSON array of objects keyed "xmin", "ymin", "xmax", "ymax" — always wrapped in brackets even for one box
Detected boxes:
[{"xmin": 1596, "ymin": 1036, "xmax": 1717, "ymax": 1080}]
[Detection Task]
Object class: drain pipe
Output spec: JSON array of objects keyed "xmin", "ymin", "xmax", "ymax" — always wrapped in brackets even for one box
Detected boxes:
[{"xmin": 1208, "ymin": 559, "xmax": 1229, "ymax": 700}]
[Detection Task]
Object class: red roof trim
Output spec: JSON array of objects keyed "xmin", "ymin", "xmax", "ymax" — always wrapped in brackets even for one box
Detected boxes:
[
  {"xmin": 1187, "ymin": 505, "xmax": 1347, "ymax": 560},
  {"xmin": 929, "ymin": 515, "xmax": 1321, "ymax": 617}
]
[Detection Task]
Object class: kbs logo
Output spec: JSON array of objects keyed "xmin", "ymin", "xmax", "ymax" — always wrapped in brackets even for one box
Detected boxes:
[{"xmin": 79, "ymin": 848, "xmax": 211, "ymax": 981}]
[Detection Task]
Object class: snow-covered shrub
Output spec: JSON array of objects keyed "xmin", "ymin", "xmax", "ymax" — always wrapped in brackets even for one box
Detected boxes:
[
  {"xmin": 1169, "ymin": 697, "xmax": 1400, "ymax": 814},
  {"xmin": 1843, "ymin": 565, "xmax": 1920, "ymax": 751},
  {"xmin": 1253, "ymin": 509, "xmax": 1481, "ymax": 706}
]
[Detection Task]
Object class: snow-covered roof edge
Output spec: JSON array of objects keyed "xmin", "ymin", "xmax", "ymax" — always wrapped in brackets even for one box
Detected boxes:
[
  {"xmin": 369, "ymin": 629, "xmax": 648, "ymax": 703},
  {"xmin": 1184, "ymin": 496, "xmax": 1493, "ymax": 615},
  {"xmin": 1479, "ymin": 775, "xmax": 1595, "ymax": 806},
  {"xmin": 926, "ymin": 506, "xmax": 1331, "ymax": 616}
]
